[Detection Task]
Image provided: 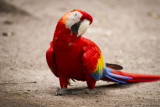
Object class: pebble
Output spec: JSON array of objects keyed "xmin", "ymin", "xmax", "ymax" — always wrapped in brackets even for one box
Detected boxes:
[
  {"xmin": 115, "ymin": 59, "xmax": 123, "ymax": 63},
  {"xmin": 2, "ymin": 32, "xmax": 14, "ymax": 37},
  {"xmin": 3, "ymin": 20, "xmax": 13, "ymax": 25},
  {"xmin": 104, "ymin": 30, "xmax": 112, "ymax": 37},
  {"xmin": 148, "ymin": 12, "xmax": 159, "ymax": 19}
]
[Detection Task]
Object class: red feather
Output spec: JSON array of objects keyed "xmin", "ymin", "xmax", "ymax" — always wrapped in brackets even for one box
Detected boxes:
[
  {"xmin": 112, "ymin": 69, "xmax": 160, "ymax": 82},
  {"xmin": 46, "ymin": 42, "xmax": 57, "ymax": 77}
]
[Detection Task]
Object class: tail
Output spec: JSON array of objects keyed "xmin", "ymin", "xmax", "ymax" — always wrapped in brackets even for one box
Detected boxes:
[{"xmin": 101, "ymin": 67, "xmax": 160, "ymax": 83}]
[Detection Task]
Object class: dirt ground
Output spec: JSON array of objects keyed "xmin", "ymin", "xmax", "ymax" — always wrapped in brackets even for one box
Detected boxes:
[{"xmin": 0, "ymin": 0, "xmax": 160, "ymax": 106}]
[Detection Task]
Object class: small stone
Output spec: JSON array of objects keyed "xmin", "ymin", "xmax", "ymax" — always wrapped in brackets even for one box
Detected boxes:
[
  {"xmin": 148, "ymin": 12, "xmax": 159, "ymax": 19},
  {"xmin": 3, "ymin": 20, "xmax": 13, "ymax": 25},
  {"xmin": 104, "ymin": 30, "xmax": 112, "ymax": 36},
  {"xmin": 116, "ymin": 59, "xmax": 123, "ymax": 63},
  {"xmin": 10, "ymin": 67, "xmax": 14, "ymax": 70},
  {"xmin": 2, "ymin": 32, "xmax": 14, "ymax": 37}
]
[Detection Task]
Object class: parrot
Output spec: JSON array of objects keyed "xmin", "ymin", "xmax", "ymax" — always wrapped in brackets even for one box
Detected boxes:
[{"xmin": 46, "ymin": 9, "xmax": 160, "ymax": 95}]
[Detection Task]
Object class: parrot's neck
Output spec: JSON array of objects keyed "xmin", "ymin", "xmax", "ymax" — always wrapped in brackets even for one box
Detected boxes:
[
  {"xmin": 52, "ymin": 23, "xmax": 81, "ymax": 46},
  {"xmin": 53, "ymin": 29, "xmax": 78, "ymax": 42}
]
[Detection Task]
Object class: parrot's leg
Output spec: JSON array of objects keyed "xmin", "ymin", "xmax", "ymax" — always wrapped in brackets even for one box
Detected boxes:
[
  {"xmin": 85, "ymin": 75, "xmax": 101, "ymax": 94},
  {"xmin": 84, "ymin": 75, "xmax": 102, "ymax": 94},
  {"xmin": 54, "ymin": 77, "xmax": 68, "ymax": 96},
  {"xmin": 85, "ymin": 74, "xmax": 96, "ymax": 89}
]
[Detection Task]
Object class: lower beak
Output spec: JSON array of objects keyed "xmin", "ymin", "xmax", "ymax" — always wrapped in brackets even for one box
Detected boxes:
[
  {"xmin": 71, "ymin": 19, "xmax": 90, "ymax": 38},
  {"xmin": 77, "ymin": 19, "xmax": 90, "ymax": 38}
]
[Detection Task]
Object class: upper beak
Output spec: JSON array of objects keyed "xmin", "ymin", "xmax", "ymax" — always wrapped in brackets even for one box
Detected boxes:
[{"xmin": 71, "ymin": 19, "xmax": 90, "ymax": 38}]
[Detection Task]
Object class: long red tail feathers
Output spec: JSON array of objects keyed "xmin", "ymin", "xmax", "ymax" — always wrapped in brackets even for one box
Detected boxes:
[
  {"xmin": 102, "ymin": 67, "xmax": 160, "ymax": 83},
  {"xmin": 112, "ymin": 69, "xmax": 160, "ymax": 82}
]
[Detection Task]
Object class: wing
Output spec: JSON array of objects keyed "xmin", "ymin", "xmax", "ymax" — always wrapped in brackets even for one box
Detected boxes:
[
  {"xmin": 46, "ymin": 42, "xmax": 58, "ymax": 77},
  {"xmin": 82, "ymin": 39, "xmax": 105, "ymax": 81}
]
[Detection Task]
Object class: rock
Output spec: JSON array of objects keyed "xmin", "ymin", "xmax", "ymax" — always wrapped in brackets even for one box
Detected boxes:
[
  {"xmin": 148, "ymin": 12, "xmax": 159, "ymax": 19},
  {"xmin": 3, "ymin": 20, "xmax": 13, "ymax": 25},
  {"xmin": 2, "ymin": 32, "xmax": 14, "ymax": 37},
  {"xmin": 104, "ymin": 30, "xmax": 112, "ymax": 37},
  {"xmin": 115, "ymin": 59, "xmax": 123, "ymax": 64}
]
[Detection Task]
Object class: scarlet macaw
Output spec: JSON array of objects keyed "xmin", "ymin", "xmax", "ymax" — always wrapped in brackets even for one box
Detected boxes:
[{"xmin": 46, "ymin": 9, "xmax": 160, "ymax": 95}]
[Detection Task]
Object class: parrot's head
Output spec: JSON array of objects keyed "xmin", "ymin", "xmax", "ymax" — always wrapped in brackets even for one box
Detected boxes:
[{"xmin": 55, "ymin": 9, "xmax": 93, "ymax": 38}]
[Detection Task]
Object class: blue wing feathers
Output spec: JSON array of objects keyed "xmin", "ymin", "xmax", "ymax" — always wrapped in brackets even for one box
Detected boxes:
[{"xmin": 91, "ymin": 72, "xmax": 101, "ymax": 80}]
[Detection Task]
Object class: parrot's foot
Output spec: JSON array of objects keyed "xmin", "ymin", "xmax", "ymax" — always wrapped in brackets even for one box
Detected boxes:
[
  {"xmin": 54, "ymin": 87, "xmax": 68, "ymax": 96},
  {"xmin": 84, "ymin": 89, "xmax": 100, "ymax": 94}
]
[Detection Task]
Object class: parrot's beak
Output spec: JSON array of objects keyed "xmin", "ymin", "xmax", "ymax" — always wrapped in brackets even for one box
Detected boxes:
[{"xmin": 71, "ymin": 19, "xmax": 90, "ymax": 38}]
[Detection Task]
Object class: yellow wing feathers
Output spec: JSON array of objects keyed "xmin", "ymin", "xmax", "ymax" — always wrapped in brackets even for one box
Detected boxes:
[{"xmin": 94, "ymin": 52, "xmax": 105, "ymax": 73}]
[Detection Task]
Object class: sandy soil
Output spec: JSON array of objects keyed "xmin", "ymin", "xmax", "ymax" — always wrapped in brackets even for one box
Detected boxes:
[{"xmin": 0, "ymin": 0, "xmax": 160, "ymax": 106}]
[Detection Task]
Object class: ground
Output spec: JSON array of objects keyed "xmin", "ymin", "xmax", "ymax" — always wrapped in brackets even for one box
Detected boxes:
[{"xmin": 0, "ymin": 0, "xmax": 160, "ymax": 107}]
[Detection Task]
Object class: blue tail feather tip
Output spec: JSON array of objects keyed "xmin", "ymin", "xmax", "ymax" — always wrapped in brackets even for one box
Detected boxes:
[
  {"xmin": 105, "ymin": 74, "xmax": 127, "ymax": 83},
  {"xmin": 103, "ymin": 67, "xmax": 133, "ymax": 83}
]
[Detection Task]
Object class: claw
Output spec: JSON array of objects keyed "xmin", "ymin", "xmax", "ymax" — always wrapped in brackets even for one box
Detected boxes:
[{"xmin": 54, "ymin": 87, "xmax": 67, "ymax": 96}]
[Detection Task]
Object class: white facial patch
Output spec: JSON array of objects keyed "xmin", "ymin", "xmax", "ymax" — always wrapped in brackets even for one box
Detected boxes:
[{"xmin": 66, "ymin": 11, "xmax": 82, "ymax": 29}]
